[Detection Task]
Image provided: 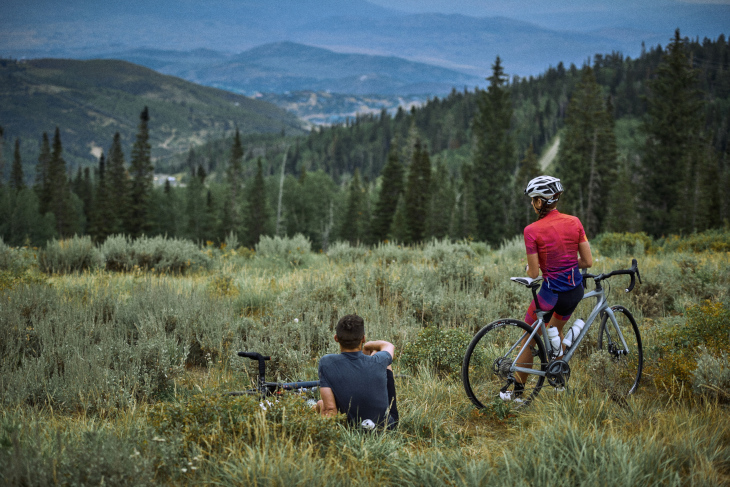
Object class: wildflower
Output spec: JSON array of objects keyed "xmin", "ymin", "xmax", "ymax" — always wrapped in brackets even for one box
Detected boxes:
[
  {"xmin": 152, "ymin": 436, "xmax": 166, "ymax": 442},
  {"xmin": 181, "ymin": 468, "xmax": 188, "ymax": 473}
]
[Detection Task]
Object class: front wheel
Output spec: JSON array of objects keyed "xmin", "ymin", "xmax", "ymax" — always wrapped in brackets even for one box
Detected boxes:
[
  {"xmin": 462, "ymin": 319, "xmax": 548, "ymax": 409},
  {"xmin": 597, "ymin": 306, "xmax": 643, "ymax": 395}
]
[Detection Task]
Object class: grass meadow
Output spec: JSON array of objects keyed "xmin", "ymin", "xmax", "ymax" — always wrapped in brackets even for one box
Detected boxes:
[{"xmin": 1, "ymin": 234, "xmax": 729, "ymax": 486}]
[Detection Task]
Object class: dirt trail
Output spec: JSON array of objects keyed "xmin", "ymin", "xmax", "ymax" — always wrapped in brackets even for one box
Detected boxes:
[{"xmin": 539, "ymin": 136, "xmax": 560, "ymax": 170}]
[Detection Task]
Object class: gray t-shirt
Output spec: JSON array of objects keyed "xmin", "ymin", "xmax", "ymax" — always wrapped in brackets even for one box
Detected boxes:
[{"xmin": 318, "ymin": 350, "xmax": 392, "ymax": 426}]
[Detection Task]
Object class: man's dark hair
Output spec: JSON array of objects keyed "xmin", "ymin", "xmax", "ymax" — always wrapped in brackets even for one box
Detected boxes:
[{"xmin": 336, "ymin": 314, "xmax": 365, "ymax": 349}]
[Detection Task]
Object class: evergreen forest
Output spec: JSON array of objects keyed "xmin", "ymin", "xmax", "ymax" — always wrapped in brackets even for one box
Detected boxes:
[{"xmin": 1, "ymin": 31, "xmax": 729, "ymax": 250}]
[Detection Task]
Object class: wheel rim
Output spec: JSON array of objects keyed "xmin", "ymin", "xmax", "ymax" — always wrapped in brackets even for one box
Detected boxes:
[
  {"xmin": 463, "ymin": 320, "xmax": 546, "ymax": 408},
  {"xmin": 597, "ymin": 307, "xmax": 643, "ymax": 395}
]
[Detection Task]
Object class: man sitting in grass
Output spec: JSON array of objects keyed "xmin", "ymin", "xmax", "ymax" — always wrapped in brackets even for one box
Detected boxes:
[{"xmin": 315, "ymin": 314, "xmax": 399, "ymax": 430}]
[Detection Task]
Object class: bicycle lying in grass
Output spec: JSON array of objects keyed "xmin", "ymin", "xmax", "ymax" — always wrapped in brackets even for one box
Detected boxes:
[
  {"xmin": 229, "ymin": 352, "xmax": 320, "ymax": 404},
  {"xmin": 462, "ymin": 259, "xmax": 643, "ymax": 408}
]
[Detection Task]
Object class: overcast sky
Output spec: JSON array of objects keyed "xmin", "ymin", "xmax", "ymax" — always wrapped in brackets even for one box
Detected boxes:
[{"xmin": 366, "ymin": 0, "xmax": 730, "ymax": 16}]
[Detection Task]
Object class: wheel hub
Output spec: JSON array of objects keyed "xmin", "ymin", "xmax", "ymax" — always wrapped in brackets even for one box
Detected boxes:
[{"xmin": 494, "ymin": 357, "xmax": 513, "ymax": 379}]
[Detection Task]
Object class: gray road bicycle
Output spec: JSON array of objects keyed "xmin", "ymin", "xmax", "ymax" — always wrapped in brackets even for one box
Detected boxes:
[{"xmin": 462, "ymin": 259, "xmax": 643, "ymax": 408}]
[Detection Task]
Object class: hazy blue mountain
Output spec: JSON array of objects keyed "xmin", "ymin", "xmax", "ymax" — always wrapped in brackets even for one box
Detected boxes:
[
  {"xmin": 3, "ymin": 0, "xmax": 727, "ymax": 78},
  {"xmin": 96, "ymin": 42, "xmax": 483, "ymax": 95}
]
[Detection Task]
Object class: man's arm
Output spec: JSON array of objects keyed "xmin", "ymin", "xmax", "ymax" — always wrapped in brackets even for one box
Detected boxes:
[
  {"xmin": 362, "ymin": 340, "xmax": 395, "ymax": 359},
  {"xmin": 317, "ymin": 387, "xmax": 338, "ymax": 417}
]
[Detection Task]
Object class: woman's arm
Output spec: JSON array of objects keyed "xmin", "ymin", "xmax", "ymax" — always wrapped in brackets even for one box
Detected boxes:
[
  {"xmin": 526, "ymin": 253, "xmax": 540, "ymax": 278},
  {"xmin": 578, "ymin": 241, "xmax": 593, "ymax": 269}
]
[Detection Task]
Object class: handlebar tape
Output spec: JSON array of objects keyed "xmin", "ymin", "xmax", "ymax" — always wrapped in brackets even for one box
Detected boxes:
[{"xmin": 237, "ymin": 351, "xmax": 271, "ymax": 361}]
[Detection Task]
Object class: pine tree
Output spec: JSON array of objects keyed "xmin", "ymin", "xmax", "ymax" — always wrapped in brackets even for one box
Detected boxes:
[
  {"xmin": 454, "ymin": 163, "xmax": 479, "ymax": 240},
  {"xmin": 426, "ymin": 161, "xmax": 454, "ymax": 239},
  {"xmin": 0, "ymin": 126, "xmax": 4, "ymax": 185},
  {"xmin": 127, "ymin": 106, "xmax": 154, "ymax": 237},
  {"xmin": 403, "ymin": 139, "xmax": 431, "ymax": 244},
  {"xmin": 370, "ymin": 144, "xmax": 404, "ymax": 242},
  {"xmin": 556, "ymin": 66, "xmax": 616, "ymax": 236},
  {"xmin": 185, "ymin": 164, "xmax": 208, "ymax": 242},
  {"xmin": 89, "ymin": 153, "xmax": 114, "ymax": 242},
  {"xmin": 388, "ymin": 193, "xmax": 408, "ymax": 243},
  {"xmin": 640, "ymin": 29, "xmax": 706, "ymax": 236},
  {"xmin": 36, "ymin": 132, "xmax": 51, "ymax": 215},
  {"xmin": 46, "ymin": 128, "xmax": 74, "ymax": 237},
  {"xmin": 341, "ymin": 169, "xmax": 368, "ymax": 244},
  {"xmin": 11, "ymin": 139, "xmax": 24, "ymax": 190},
  {"xmin": 244, "ymin": 158, "xmax": 270, "ymax": 247},
  {"xmin": 473, "ymin": 56, "xmax": 516, "ymax": 244},
  {"xmin": 223, "ymin": 128, "xmax": 244, "ymax": 235},
  {"xmin": 604, "ymin": 156, "xmax": 641, "ymax": 232},
  {"xmin": 106, "ymin": 132, "xmax": 130, "ymax": 235},
  {"xmin": 515, "ymin": 144, "xmax": 541, "ymax": 231}
]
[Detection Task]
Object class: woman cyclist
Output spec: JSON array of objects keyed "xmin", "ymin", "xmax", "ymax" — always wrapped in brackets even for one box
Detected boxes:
[{"xmin": 501, "ymin": 175, "xmax": 593, "ymax": 402}]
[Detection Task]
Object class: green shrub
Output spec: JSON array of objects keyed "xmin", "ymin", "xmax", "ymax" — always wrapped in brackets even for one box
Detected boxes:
[
  {"xmin": 371, "ymin": 242, "xmax": 412, "ymax": 264},
  {"xmin": 100, "ymin": 235, "xmax": 211, "ymax": 273},
  {"xmin": 656, "ymin": 228, "xmax": 730, "ymax": 253},
  {"xmin": 692, "ymin": 347, "xmax": 730, "ymax": 402},
  {"xmin": 593, "ymin": 232, "xmax": 653, "ymax": 257},
  {"xmin": 423, "ymin": 239, "xmax": 475, "ymax": 263},
  {"xmin": 646, "ymin": 301, "xmax": 729, "ymax": 392},
  {"xmin": 436, "ymin": 253, "xmax": 475, "ymax": 287},
  {"xmin": 99, "ymin": 234, "xmax": 134, "ymax": 271},
  {"xmin": 326, "ymin": 241, "xmax": 370, "ymax": 263},
  {"xmin": 131, "ymin": 235, "xmax": 211, "ymax": 274},
  {"xmin": 400, "ymin": 326, "xmax": 472, "ymax": 377},
  {"xmin": 256, "ymin": 234, "xmax": 311, "ymax": 266},
  {"xmin": 38, "ymin": 235, "xmax": 103, "ymax": 274}
]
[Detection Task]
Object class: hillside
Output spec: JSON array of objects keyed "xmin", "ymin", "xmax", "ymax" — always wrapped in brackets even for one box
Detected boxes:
[
  {"xmin": 90, "ymin": 42, "xmax": 484, "ymax": 96},
  {"xmin": 0, "ymin": 58, "xmax": 305, "ymax": 171}
]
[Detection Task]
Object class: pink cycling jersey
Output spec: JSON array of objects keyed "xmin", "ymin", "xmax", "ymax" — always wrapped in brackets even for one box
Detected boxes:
[{"xmin": 523, "ymin": 209, "xmax": 588, "ymax": 292}]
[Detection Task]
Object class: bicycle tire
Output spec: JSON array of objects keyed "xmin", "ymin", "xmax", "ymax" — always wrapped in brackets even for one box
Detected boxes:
[
  {"xmin": 462, "ymin": 319, "xmax": 548, "ymax": 409},
  {"xmin": 597, "ymin": 306, "xmax": 643, "ymax": 395}
]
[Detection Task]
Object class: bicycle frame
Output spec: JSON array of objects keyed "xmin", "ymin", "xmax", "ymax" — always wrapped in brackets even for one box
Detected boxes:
[{"xmin": 510, "ymin": 279, "xmax": 629, "ymax": 378}]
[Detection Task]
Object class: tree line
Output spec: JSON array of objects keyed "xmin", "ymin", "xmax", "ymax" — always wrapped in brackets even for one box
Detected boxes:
[{"xmin": 1, "ymin": 30, "xmax": 728, "ymax": 249}]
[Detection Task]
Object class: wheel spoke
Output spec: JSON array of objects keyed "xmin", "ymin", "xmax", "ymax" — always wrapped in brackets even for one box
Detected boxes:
[
  {"xmin": 597, "ymin": 307, "xmax": 643, "ymax": 395},
  {"xmin": 462, "ymin": 319, "xmax": 547, "ymax": 408}
]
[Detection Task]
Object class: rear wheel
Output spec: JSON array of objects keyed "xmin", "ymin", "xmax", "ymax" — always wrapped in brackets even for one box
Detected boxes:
[
  {"xmin": 597, "ymin": 306, "xmax": 643, "ymax": 395},
  {"xmin": 462, "ymin": 319, "xmax": 547, "ymax": 408}
]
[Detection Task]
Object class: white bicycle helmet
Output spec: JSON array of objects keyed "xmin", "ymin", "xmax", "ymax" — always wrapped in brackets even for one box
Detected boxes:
[{"xmin": 524, "ymin": 175, "xmax": 563, "ymax": 205}]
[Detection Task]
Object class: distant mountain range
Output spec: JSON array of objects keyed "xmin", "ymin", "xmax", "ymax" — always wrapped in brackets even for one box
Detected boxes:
[
  {"xmin": 3, "ymin": 0, "xmax": 728, "ymax": 79},
  {"xmin": 0, "ymin": 58, "xmax": 304, "ymax": 171},
  {"xmin": 88, "ymin": 42, "xmax": 484, "ymax": 96}
]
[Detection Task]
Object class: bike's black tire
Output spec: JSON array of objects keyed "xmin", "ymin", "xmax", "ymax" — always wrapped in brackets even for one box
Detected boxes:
[
  {"xmin": 597, "ymin": 306, "xmax": 643, "ymax": 395},
  {"xmin": 462, "ymin": 319, "xmax": 548, "ymax": 409}
]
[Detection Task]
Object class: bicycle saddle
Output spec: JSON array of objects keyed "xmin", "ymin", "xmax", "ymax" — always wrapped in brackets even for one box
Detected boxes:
[{"xmin": 510, "ymin": 276, "xmax": 543, "ymax": 289}]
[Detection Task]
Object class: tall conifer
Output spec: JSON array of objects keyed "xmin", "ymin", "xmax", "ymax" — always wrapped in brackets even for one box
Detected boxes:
[
  {"xmin": 106, "ymin": 132, "xmax": 129, "ymax": 235},
  {"xmin": 473, "ymin": 56, "xmax": 516, "ymax": 244},
  {"xmin": 640, "ymin": 29, "xmax": 706, "ymax": 235},
  {"xmin": 341, "ymin": 169, "xmax": 368, "ymax": 244},
  {"xmin": 223, "ymin": 128, "xmax": 244, "ymax": 235},
  {"xmin": 36, "ymin": 132, "xmax": 51, "ymax": 214},
  {"xmin": 371, "ymin": 144, "xmax": 404, "ymax": 242},
  {"xmin": 128, "ymin": 106, "xmax": 153, "ymax": 237},
  {"xmin": 244, "ymin": 158, "xmax": 270, "ymax": 247},
  {"xmin": 404, "ymin": 139, "xmax": 431, "ymax": 244},
  {"xmin": 46, "ymin": 128, "xmax": 74, "ymax": 237},
  {"xmin": 556, "ymin": 66, "xmax": 616, "ymax": 236},
  {"xmin": 11, "ymin": 139, "xmax": 24, "ymax": 190}
]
